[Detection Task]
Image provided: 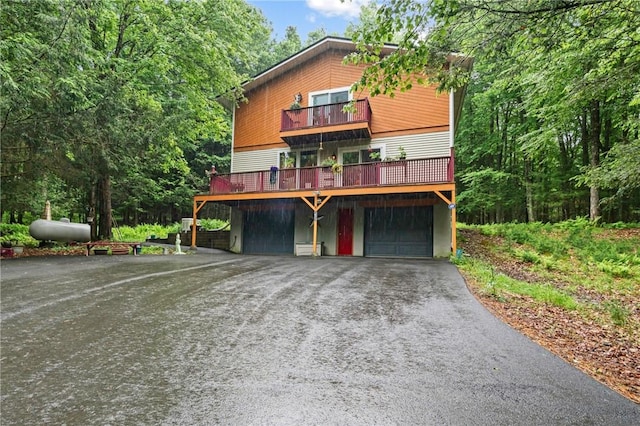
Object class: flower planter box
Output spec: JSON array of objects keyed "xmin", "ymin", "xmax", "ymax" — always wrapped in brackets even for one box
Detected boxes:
[
  {"xmin": 295, "ymin": 243, "xmax": 322, "ymax": 256},
  {"xmin": 110, "ymin": 247, "xmax": 130, "ymax": 255}
]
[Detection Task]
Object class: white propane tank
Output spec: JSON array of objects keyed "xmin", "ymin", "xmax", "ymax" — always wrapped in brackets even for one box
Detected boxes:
[{"xmin": 29, "ymin": 219, "xmax": 91, "ymax": 242}]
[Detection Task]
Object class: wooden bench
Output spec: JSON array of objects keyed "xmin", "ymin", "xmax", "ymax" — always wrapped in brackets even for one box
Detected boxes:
[{"xmin": 83, "ymin": 242, "xmax": 142, "ymax": 256}]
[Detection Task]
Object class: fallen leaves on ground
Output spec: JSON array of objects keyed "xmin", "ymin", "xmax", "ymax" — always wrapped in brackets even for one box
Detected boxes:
[{"xmin": 459, "ymin": 228, "xmax": 640, "ymax": 404}]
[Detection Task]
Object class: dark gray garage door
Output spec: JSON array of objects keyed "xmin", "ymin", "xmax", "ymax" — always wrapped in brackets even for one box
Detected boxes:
[
  {"xmin": 364, "ymin": 206, "xmax": 433, "ymax": 257},
  {"xmin": 243, "ymin": 208, "xmax": 295, "ymax": 254}
]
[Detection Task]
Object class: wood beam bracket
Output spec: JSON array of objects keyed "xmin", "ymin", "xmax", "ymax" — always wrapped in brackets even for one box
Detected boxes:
[
  {"xmin": 434, "ymin": 190, "xmax": 452, "ymax": 206},
  {"xmin": 301, "ymin": 194, "xmax": 332, "ymax": 256}
]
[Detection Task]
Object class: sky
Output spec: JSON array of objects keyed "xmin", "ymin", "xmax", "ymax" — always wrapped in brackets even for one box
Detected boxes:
[{"xmin": 247, "ymin": 0, "xmax": 369, "ymax": 41}]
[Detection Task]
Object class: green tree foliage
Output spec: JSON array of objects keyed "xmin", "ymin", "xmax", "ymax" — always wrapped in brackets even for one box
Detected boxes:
[
  {"xmin": 1, "ymin": 0, "xmax": 269, "ymax": 236},
  {"xmin": 1, "ymin": 0, "xmax": 355, "ymax": 234},
  {"xmin": 347, "ymin": 0, "xmax": 640, "ymax": 222}
]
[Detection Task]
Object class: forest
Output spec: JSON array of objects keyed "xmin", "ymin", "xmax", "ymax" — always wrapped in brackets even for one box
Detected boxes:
[{"xmin": 2, "ymin": 0, "xmax": 639, "ymax": 238}]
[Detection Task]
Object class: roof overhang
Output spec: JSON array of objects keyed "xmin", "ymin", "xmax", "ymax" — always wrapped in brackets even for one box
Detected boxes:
[{"xmin": 219, "ymin": 37, "xmax": 398, "ymax": 109}]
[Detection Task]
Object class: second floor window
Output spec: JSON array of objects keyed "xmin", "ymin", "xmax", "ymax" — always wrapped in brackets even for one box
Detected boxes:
[
  {"xmin": 310, "ymin": 88, "xmax": 350, "ymax": 127},
  {"xmin": 311, "ymin": 90, "xmax": 349, "ymax": 106}
]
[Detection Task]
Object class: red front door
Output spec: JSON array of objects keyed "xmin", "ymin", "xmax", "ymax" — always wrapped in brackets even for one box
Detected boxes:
[{"xmin": 338, "ymin": 208, "xmax": 353, "ymax": 256}]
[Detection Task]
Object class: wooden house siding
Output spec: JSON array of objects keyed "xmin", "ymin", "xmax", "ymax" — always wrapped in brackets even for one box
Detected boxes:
[
  {"xmin": 369, "ymin": 86, "xmax": 449, "ymax": 136},
  {"xmin": 234, "ymin": 54, "xmax": 337, "ymax": 150},
  {"xmin": 234, "ymin": 48, "xmax": 450, "ymax": 153}
]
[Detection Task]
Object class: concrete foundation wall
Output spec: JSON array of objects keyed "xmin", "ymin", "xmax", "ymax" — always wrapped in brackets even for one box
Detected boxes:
[
  {"xmin": 229, "ymin": 208, "xmax": 243, "ymax": 253},
  {"xmin": 433, "ymin": 203, "xmax": 452, "ymax": 257}
]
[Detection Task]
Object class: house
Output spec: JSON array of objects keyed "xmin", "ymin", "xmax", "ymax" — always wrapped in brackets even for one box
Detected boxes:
[{"xmin": 191, "ymin": 37, "xmax": 471, "ymax": 257}]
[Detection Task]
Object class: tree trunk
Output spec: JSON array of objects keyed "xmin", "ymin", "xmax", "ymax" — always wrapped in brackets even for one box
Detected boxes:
[
  {"xmin": 97, "ymin": 176, "xmax": 113, "ymax": 239},
  {"xmin": 524, "ymin": 156, "xmax": 535, "ymax": 222},
  {"xmin": 580, "ymin": 111, "xmax": 589, "ymax": 167},
  {"xmin": 589, "ymin": 100, "xmax": 601, "ymax": 221},
  {"xmin": 89, "ymin": 184, "xmax": 97, "ymax": 240}
]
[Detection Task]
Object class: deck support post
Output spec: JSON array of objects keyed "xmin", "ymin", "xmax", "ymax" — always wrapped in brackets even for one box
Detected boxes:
[{"xmin": 191, "ymin": 199, "xmax": 207, "ymax": 250}]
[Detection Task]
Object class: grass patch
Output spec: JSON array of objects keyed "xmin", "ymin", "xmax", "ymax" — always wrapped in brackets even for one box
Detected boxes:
[
  {"xmin": 463, "ymin": 220, "xmax": 640, "ymax": 294},
  {"xmin": 456, "ymin": 257, "xmax": 578, "ymax": 310},
  {"xmin": 140, "ymin": 245, "xmax": 165, "ymax": 255}
]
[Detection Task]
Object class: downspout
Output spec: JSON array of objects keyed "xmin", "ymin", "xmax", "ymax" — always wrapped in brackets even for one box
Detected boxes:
[
  {"xmin": 449, "ymin": 89, "xmax": 457, "ymax": 254},
  {"xmin": 230, "ymin": 107, "xmax": 236, "ymax": 173}
]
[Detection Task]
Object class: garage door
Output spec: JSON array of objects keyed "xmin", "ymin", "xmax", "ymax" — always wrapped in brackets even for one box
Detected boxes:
[
  {"xmin": 243, "ymin": 208, "xmax": 295, "ymax": 254},
  {"xmin": 364, "ymin": 206, "xmax": 433, "ymax": 257}
]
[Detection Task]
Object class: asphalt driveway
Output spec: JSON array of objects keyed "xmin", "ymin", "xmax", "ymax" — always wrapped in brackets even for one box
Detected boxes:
[{"xmin": 1, "ymin": 252, "xmax": 638, "ymax": 425}]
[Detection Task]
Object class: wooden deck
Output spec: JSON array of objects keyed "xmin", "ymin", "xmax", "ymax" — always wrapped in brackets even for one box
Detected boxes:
[{"xmin": 208, "ymin": 157, "xmax": 453, "ymax": 197}]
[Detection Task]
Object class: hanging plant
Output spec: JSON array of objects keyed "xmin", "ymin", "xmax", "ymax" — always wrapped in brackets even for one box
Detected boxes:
[{"xmin": 321, "ymin": 157, "xmax": 336, "ymax": 167}]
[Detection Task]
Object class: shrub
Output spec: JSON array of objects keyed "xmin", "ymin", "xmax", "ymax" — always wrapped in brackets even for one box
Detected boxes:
[
  {"xmin": 597, "ymin": 260, "xmax": 633, "ymax": 278},
  {"xmin": 115, "ymin": 224, "xmax": 179, "ymax": 241},
  {"xmin": 114, "ymin": 220, "xmax": 229, "ymax": 242},
  {"xmin": 518, "ymin": 249, "xmax": 541, "ymax": 264},
  {"xmin": 0, "ymin": 223, "xmax": 38, "ymax": 247},
  {"xmin": 604, "ymin": 300, "xmax": 630, "ymax": 326},
  {"xmin": 199, "ymin": 218, "xmax": 229, "ymax": 230}
]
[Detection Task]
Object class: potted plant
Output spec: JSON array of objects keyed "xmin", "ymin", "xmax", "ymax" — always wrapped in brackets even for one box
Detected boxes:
[
  {"xmin": 11, "ymin": 240, "xmax": 24, "ymax": 255},
  {"xmin": 287, "ymin": 93, "xmax": 304, "ymax": 128},
  {"xmin": 381, "ymin": 146, "xmax": 408, "ymax": 184},
  {"xmin": 290, "ymin": 92, "xmax": 303, "ymax": 110},
  {"xmin": 398, "ymin": 145, "xmax": 407, "ymax": 160},
  {"xmin": 284, "ymin": 155, "xmax": 296, "ymax": 168},
  {"xmin": 321, "ymin": 157, "xmax": 336, "ymax": 169},
  {"xmin": 368, "ymin": 151, "xmax": 381, "ymax": 161}
]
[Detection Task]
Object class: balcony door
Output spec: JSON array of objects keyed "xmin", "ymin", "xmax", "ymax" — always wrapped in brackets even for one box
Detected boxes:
[
  {"xmin": 310, "ymin": 88, "xmax": 349, "ymax": 126},
  {"xmin": 340, "ymin": 148, "xmax": 382, "ymax": 186}
]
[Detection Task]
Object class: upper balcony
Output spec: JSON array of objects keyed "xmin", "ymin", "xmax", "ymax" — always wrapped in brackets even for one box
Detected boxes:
[
  {"xmin": 280, "ymin": 98, "xmax": 372, "ymax": 147},
  {"xmin": 207, "ymin": 157, "xmax": 453, "ymax": 198}
]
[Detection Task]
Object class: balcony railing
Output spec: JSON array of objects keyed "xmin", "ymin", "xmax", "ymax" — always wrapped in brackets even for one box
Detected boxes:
[
  {"xmin": 280, "ymin": 98, "xmax": 371, "ymax": 132},
  {"xmin": 208, "ymin": 157, "xmax": 453, "ymax": 195}
]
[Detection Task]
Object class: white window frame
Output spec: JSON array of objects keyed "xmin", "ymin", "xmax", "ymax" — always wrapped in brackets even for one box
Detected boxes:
[
  {"xmin": 338, "ymin": 143, "xmax": 386, "ymax": 164},
  {"xmin": 277, "ymin": 149, "xmax": 297, "ymax": 168},
  {"xmin": 308, "ymin": 86, "xmax": 352, "ymax": 106},
  {"xmin": 277, "ymin": 149, "xmax": 320, "ymax": 168}
]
